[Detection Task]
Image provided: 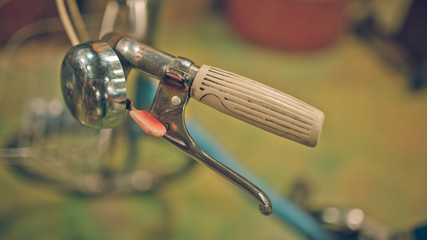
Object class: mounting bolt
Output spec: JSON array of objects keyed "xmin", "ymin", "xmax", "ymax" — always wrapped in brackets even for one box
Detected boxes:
[{"xmin": 171, "ymin": 96, "xmax": 181, "ymax": 106}]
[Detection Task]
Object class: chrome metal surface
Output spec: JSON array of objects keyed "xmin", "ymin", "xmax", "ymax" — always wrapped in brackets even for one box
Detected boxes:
[
  {"xmin": 61, "ymin": 41, "xmax": 127, "ymax": 129},
  {"xmin": 115, "ymin": 36, "xmax": 174, "ymax": 77},
  {"xmin": 150, "ymin": 83, "xmax": 273, "ymax": 216},
  {"xmin": 112, "ymin": 36, "xmax": 196, "ymax": 90}
]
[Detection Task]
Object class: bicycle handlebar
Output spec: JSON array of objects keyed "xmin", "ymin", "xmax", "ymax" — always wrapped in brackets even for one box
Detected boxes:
[{"xmin": 192, "ymin": 65, "xmax": 324, "ymax": 147}]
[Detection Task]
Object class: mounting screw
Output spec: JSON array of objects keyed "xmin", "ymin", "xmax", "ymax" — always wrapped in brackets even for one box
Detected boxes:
[{"xmin": 171, "ymin": 96, "xmax": 181, "ymax": 106}]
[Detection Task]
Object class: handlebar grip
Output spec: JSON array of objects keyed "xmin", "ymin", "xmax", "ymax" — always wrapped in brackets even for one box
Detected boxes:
[{"xmin": 190, "ymin": 65, "xmax": 325, "ymax": 147}]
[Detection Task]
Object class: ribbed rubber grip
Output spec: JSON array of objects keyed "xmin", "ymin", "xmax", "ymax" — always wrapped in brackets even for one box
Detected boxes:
[{"xmin": 190, "ymin": 65, "xmax": 325, "ymax": 147}]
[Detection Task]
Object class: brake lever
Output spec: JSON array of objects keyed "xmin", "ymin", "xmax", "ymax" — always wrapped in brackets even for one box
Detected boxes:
[{"xmin": 150, "ymin": 82, "xmax": 272, "ymax": 215}]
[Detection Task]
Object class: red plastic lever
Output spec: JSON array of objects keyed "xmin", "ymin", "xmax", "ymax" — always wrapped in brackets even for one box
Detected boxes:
[{"xmin": 129, "ymin": 110, "xmax": 166, "ymax": 137}]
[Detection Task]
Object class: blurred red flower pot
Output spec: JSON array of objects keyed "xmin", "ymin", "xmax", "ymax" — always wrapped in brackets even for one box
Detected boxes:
[{"xmin": 226, "ymin": 0, "xmax": 350, "ymax": 51}]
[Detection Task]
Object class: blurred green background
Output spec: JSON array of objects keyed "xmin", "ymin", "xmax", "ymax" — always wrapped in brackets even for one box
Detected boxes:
[{"xmin": 1, "ymin": 0, "xmax": 426, "ymax": 239}]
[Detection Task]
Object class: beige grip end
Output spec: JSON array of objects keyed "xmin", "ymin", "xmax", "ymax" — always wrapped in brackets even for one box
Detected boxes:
[{"xmin": 190, "ymin": 65, "xmax": 325, "ymax": 147}]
